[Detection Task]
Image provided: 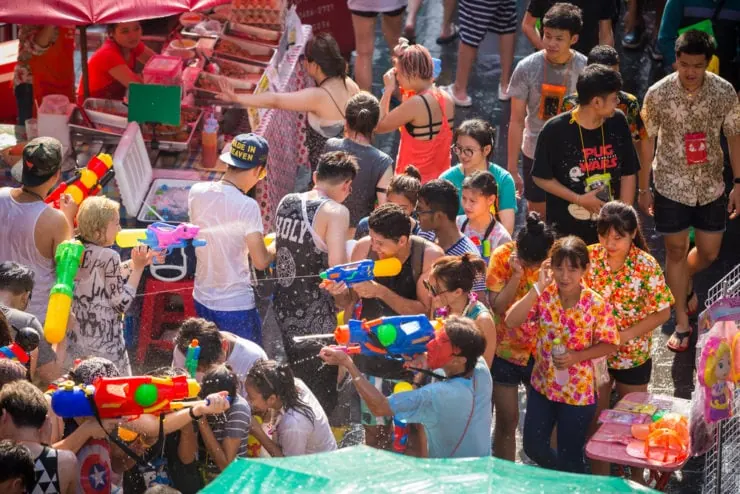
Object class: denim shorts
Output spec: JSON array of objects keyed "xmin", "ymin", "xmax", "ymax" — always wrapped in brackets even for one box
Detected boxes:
[
  {"xmin": 492, "ymin": 355, "xmax": 534, "ymax": 387},
  {"xmin": 653, "ymin": 190, "xmax": 727, "ymax": 235}
]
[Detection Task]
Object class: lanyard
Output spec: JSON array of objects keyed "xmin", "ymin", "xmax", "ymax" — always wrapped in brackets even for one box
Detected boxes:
[
  {"xmin": 542, "ymin": 51, "xmax": 573, "ymax": 88},
  {"xmin": 573, "ymin": 108, "xmax": 607, "ymax": 178}
]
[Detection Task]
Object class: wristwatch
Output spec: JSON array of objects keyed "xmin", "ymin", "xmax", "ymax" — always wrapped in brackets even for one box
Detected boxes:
[{"xmin": 189, "ymin": 407, "xmax": 200, "ymax": 421}]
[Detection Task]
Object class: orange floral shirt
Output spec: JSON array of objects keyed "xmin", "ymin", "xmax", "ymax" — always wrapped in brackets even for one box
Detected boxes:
[
  {"xmin": 583, "ymin": 244, "xmax": 674, "ymax": 370},
  {"xmin": 521, "ymin": 283, "xmax": 619, "ymax": 406},
  {"xmin": 486, "ymin": 242, "xmax": 540, "ymax": 366}
]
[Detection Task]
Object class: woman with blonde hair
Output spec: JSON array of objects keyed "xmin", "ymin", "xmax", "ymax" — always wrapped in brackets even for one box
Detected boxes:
[
  {"xmin": 68, "ymin": 197, "xmax": 156, "ymax": 373},
  {"xmin": 375, "ymin": 39, "xmax": 455, "ymax": 183}
]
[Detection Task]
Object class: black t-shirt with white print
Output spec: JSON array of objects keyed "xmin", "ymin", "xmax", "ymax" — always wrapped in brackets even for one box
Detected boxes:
[{"xmin": 532, "ymin": 109, "xmax": 639, "ymax": 244}]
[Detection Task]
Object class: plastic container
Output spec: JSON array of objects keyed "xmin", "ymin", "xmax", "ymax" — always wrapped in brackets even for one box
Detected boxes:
[
  {"xmin": 142, "ymin": 55, "xmax": 183, "ymax": 86},
  {"xmin": 552, "ymin": 338, "xmax": 570, "ymax": 386},
  {"xmin": 201, "ymin": 112, "xmax": 219, "ymax": 169},
  {"xmin": 37, "ymin": 94, "xmax": 73, "ymax": 155}
]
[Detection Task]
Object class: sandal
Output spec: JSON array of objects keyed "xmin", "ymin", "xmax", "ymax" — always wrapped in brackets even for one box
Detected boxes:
[
  {"xmin": 436, "ymin": 24, "xmax": 459, "ymax": 45},
  {"xmin": 666, "ymin": 326, "xmax": 693, "ymax": 353}
]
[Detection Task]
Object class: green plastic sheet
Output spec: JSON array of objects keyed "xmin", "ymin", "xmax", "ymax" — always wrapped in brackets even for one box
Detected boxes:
[{"xmin": 202, "ymin": 445, "xmax": 657, "ymax": 493}]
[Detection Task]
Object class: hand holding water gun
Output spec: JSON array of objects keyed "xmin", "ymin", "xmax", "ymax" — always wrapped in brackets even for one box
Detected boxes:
[
  {"xmin": 319, "ymin": 258, "xmax": 402, "ymax": 290},
  {"xmin": 0, "ymin": 327, "xmax": 40, "ymax": 365},
  {"xmin": 300, "ymin": 314, "xmax": 443, "ymax": 359},
  {"xmin": 185, "ymin": 339, "xmax": 200, "ymax": 378},
  {"xmin": 115, "ymin": 222, "xmax": 207, "ymax": 262},
  {"xmin": 44, "ymin": 239, "xmax": 85, "ymax": 344},
  {"xmin": 50, "ymin": 374, "xmax": 203, "ymax": 419},
  {"xmin": 45, "ymin": 153, "xmax": 115, "ymax": 208}
]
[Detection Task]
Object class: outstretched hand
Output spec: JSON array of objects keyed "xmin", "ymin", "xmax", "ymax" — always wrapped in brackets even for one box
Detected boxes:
[{"xmin": 319, "ymin": 346, "xmax": 352, "ymax": 368}]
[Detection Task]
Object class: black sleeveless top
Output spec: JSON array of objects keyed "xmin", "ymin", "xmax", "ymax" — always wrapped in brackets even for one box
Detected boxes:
[
  {"xmin": 33, "ymin": 446, "xmax": 61, "ymax": 494},
  {"xmin": 273, "ymin": 193, "xmax": 338, "ymax": 343}
]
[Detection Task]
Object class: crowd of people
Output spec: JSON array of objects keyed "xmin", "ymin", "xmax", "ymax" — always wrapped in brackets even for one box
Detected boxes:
[{"xmin": 2, "ymin": 1, "xmax": 740, "ymax": 493}]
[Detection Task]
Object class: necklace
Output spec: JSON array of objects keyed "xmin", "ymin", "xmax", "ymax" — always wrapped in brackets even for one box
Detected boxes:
[
  {"xmin": 21, "ymin": 187, "xmax": 45, "ymax": 202},
  {"xmin": 220, "ymin": 179, "xmax": 247, "ymax": 196}
]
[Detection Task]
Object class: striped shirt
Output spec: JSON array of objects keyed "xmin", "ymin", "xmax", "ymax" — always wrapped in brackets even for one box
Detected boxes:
[
  {"xmin": 445, "ymin": 236, "xmax": 487, "ymax": 292},
  {"xmin": 203, "ymin": 395, "xmax": 251, "ymax": 476}
]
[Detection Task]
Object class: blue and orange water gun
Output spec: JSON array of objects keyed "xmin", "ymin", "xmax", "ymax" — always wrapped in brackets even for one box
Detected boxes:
[{"xmin": 319, "ymin": 258, "xmax": 402, "ymax": 288}]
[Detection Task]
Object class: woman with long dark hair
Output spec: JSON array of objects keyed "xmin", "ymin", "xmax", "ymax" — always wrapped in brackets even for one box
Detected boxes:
[
  {"xmin": 583, "ymin": 201, "xmax": 673, "ymax": 479},
  {"xmin": 245, "ymin": 360, "xmax": 337, "ymax": 457}
]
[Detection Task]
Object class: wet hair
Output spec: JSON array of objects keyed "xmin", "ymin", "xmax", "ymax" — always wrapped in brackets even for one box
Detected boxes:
[
  {"xmin": 542, "ymin": 3, "xmax": 583, "ymax": 35},
  {"xmin": 431, "ymin": 253, "xmax": 487, "ymax": 294},
  {"xmin": 462, "ymin": 170, "xmax": 498, "ymax": 197},
  {"xmin": 387, "ymin": 165, "xmax": 422, "ymax": 204},
  {"xmin": 444, "ymin": 316, "xmax": 486, "ymax": 375},
  {"xmin": 596, "ymin": 201, "xmax": 648, "ymax": 252},
  {"xmin": 345, "ymin": 92, "xmax": 380, "ymax": 139},
  {"xmin": 0, "ymin": 311, "xmax": 11, "ymax": 347},
  {"xmin": 0, "ymin": 262, "xmax": 35, "ymax": 294},
  {"xmin": 368, "ymin": 203, "xmax": 412, "ymax": 242},
  {"xmin": 69, "ymin": 357, "xmax": 120, "ymax": 386},
  {"xmin": 675, "ymin": 29, "xmax": 715, "ymax": 61},
  {"xmin": 516, "ymin": 212, "xmax": 555, "ymax": 265},
  {"xmin": 395, "ymin": 42, "xmax": 434, "ymax": 80},
  {"xmin": 315, "ymin": 151, "xmax": 359, "ymax": 185},
  {"xmin": 587, "ymin": 45, "xmax": 620, "ymax": 67},
  {"xmin": 305, "ymin": 32, "xmax": 348, "ymax": 80},
  {"xmin": 200, "ymin": 364, "xmax": 239, "ymax": 402},
  {"xmin": 576, "ymin": 64, "xmax": 622, "ymax": 106},
  {"xmin": 0, "ymin": 360, "xmax": 27, "ymax": 390},
  {"xmin": 418, "ymin": 179, "xmax": 460, "ymax": 222},
  {"xmin": 175, "ymin": 318, "xmax": 224, "ymax": 370},
  {"xmin": 454, "ymin": 119, "xmax": 496, "ymax": 160},
  {"xmin": 549, "ymin": 235, "xmax": 589, "ymax": 270},
  {"xmin": 0, "ymin": 440, "xmax": 35, "ymax": 493},
  {"xmin": 247, "ymin": 360, "xmax": 315, "ymax": 423},
  {"xmin": 76, "ymin": 196, "xmax": 120, "ymax": 245},
  {"xmin": 0, "ymin": 380, "xmax": 48, "ymax": 429}
]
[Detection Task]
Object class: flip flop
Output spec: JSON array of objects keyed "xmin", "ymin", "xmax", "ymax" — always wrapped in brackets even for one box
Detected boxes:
[
  {"xmin": 441, "ymin": 83, "xmax": 472, "ymax": 107},
  {"xmin": 666, "ymin": 326, "xmax": 693, "ymax": 353},
  {"xmin": 436, "ymin": 24, "xmax": 459, "ymax": 45}
]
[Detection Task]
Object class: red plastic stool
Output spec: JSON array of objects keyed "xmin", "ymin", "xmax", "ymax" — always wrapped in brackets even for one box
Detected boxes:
[{"xmin": 137, "ymin": 277, "xmax": 196, "ymax": 363}]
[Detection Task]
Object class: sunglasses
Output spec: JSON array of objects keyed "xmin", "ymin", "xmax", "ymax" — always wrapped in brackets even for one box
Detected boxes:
[{"xmin": 423, "ymin": 279, "xmax": 449, "ymax": 297}]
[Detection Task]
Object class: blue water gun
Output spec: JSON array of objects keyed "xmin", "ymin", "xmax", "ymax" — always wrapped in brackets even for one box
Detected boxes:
[{"xmin": 319, "ymin": 258, "xmax": 402, "ymax": 288}]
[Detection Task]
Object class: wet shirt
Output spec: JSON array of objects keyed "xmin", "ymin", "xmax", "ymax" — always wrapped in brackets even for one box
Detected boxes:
[
  {"xmin": 583, "ymin": 244, "xmax": 674, "ymax": 370},
  {"xmin": 485, "ymin": 242, "xmax": 540, "ymax": 366},
  {"xmin": 562, "ymin": 90, "xmax": 647, "ymax": 141},
  {"xmin": 521, "ymin": 283, "xmax": 619, "ymax": 406},
  {"xmin": 641, "ymin": 72, "xmax": 740, "ymax": 206}
]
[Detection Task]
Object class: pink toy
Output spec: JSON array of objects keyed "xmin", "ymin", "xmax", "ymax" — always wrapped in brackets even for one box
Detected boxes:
[{"xmin": 698, "ymin": 336, "xmax": 733, "ymax": 423}]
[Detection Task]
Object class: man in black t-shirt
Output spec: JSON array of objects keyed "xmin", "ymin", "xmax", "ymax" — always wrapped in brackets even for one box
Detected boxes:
[
  {"xmin": 523, "ymin": 0, "xmax": 615, "ymax": 56},
  {"xmin": 532, "ymin": 64, "xmax": 638, "ymax": 244}
]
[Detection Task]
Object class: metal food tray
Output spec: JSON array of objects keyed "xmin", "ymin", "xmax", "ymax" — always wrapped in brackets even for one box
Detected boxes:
[
  {"xmin": 211, "ymin": 55, "xmax": 265, "ymax": 84},
  {"xmin": 222, "ymin": 21, "xmax": 280, "ymax": 47},
  {"xmin": 212, "ymin": 35, "xmax": 276, "ymax": 67},
  {"xmin": 68, "ymin": 106, "xmax": 203, "ymax": 152}
]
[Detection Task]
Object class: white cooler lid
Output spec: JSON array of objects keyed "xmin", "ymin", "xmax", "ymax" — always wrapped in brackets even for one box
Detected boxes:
[{"xmin": 113, "ymin": 122, "xmax": 153, "ymax": 218}]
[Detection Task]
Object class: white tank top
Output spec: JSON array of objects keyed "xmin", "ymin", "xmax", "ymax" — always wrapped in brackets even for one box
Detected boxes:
[{"xmin": 0, "ymin": 188, "xmax": 56, "ymax": 323}]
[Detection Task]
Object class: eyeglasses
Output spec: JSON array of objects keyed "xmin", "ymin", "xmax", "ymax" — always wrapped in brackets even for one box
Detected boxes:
[
  {"xmin": 451, "ymin": 144, "xmax": 481, "ymax": 158},
  {"xmin": 423, "ymin": 279, "xmax": 449, "ymax": 297}
]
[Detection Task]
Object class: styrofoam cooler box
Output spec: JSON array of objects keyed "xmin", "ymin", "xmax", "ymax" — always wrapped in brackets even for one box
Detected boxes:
[{"xmin": 37, "ymin": 95, "xmax": 74, "ymax": 155}]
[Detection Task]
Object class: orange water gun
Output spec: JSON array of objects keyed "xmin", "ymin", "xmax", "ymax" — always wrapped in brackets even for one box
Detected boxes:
[{"xmin": 45, "ymin": 153, "xmax": 115, "ymax": 208}]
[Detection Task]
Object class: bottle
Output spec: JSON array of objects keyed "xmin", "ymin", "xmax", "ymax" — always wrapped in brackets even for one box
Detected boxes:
[
  {"xmin": 552, "ymin": 338, "xmax": 569, "ymax": 386},
  {"xmin": 201, "ymin": 110, "xmax": 219, "ymax": 169}
]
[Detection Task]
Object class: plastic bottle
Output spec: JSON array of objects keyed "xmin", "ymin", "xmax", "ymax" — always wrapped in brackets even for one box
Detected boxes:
[
  {"xmin": 201, "ymin": 111, "xmax": 219, "ymax": 169},
  {"xmin": 552, "ymin": 338, "xmax": 570, "ymax": 386}
]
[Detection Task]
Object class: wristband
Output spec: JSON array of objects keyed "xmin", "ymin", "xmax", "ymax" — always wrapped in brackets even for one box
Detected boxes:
[
  {"xmin": 189, "ymin": 407, "xmax": 200, "ymax": 420},
  {"xmin": 638, "ymin": 188, "xmax": 651, "ymax": 195},
  {"xmin": 734, "ymin": 178, "xmax": 740, "ymax": 185}
]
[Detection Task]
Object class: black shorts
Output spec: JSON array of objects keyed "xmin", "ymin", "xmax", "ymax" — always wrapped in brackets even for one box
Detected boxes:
[
  {"xmin": 608, "ymin": 358, "xmax": 653, "ymax": 386},
  {"xmin": 653, "ymin": 189, "xmax": 727, "ymax": 235},
  {"xmin": 522, "ymin": 154, "xmax": 546, "ymax": 203},
  {"xmin": 492, "ymin": 355, "xmax": 534, "ymax": 387},
  {"xmin": 350, "ymin": 6, "xmax": 406, "ymax": 18}
]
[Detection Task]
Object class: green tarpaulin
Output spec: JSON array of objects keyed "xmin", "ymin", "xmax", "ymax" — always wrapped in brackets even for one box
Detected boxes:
[{"xmin": 202, "ymin": 445, "xmax": 657, "ymax": 493}]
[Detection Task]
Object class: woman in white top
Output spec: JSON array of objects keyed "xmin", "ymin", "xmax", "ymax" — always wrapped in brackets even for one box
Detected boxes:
[
  {"xmin": 220, "ymin": 33, "xmax": 359, "ymax": 179},
  {"xmin": 245, "ymin": 359, "xmax": 337, "ymax": 457}
]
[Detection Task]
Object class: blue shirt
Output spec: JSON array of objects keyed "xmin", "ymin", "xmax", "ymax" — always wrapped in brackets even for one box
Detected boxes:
[
  {"xmin": 388, "ymin": 358, "xmax": 492, "ymax": 458},
  {"xmin": 439, "ymin": 163, "xmax": 518, "ymax": 215}
]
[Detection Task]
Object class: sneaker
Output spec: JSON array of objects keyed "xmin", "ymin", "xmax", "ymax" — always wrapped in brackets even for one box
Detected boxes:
[
  {"xmin": 498, "ymin": 83, "xmax": 511, "ymax": 101},
  {"xmin": 441, "ymin": 83, "xmax": 472, "ymax": 107},
  {"xmin": 622, "ymin": 27, "xmax": 643, "ymax": 50},
  {"xmin": 648, "ymin": 41, "xmax": 663, "ymax": 61}
]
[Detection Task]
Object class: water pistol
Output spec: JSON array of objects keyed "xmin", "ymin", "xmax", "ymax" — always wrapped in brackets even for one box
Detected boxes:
[
  {"xmin": 295, "ymin": 314, "xmax": 443, "ymax": 358},
  {"xmin": 45, "ymin": 154, "xmax": 115, "ymax": 208},
  {"xmin": 0, "ymin": 327, "xmax": 40, "ymax": 365},
  {"xmin": 115, "ymin": 222, "xmax": 207, "ymax": 261},
  {"xmin": 185, "ymin": 339, "xmax": 200, "ymax": 378},
  {"xmin": 469, "ymin": 236, "xmax": 491, "ymax": 258},
  {"xmin": 44, "ymin": 239, "xmax": 85, "ymax": 344},
  {"xmin": 50, "ymin": 374, "xmax": 202, "ymax": 419},
  {"xmin": 392, "ymin": 381, "xmax": 413, "ymax": 453},
  {"xmin": 319, "ymin": 258, "xmax": 402, "ymax": 288},
  {"xmin": 246, "ymin": 415, "xmax": 263, "ymax": 457}
]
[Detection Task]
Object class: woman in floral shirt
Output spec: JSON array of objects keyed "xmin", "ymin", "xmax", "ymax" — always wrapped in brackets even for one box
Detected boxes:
[
  {"xmin": 583, "ymin": 201, "xmax": 673, "ymax": 478},
  {"xmin": 506, "ymin": 236, "xmax": 619, "ymax": 473},
  {"xmin": 485, "ymin": 212, "xmax": 554, "ymax": 462}
]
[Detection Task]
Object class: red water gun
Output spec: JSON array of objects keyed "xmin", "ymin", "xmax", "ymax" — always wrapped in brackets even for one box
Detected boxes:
[{"xmin": 45, "ymin": 153, "xmax": 115, "ymax": 208}]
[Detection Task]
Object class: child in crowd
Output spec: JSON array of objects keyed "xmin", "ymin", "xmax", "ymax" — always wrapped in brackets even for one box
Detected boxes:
[
  {"xmin": 486, "ymin": 212, "xmax": 554, "ymax": 462},
  {"xmin": 70, "ymin": 197, "xmax": 156, "ymax": 374},
  {"xmin": 0, "ymin": 440, "xmax": 35, "ymax": 494},
  {"xmin": 456, "ymin": 171, "xmax": 511, "ymax": 263},
  {"xmin": 245, "ymin": 360, "xmax": 337, "ymax": 457},
  {"xmin": 505, "ymin": 236, "xmax": 619, "ymax": 473},
  {"xmin": 196, "ymin": 365, "xmax": 251, "ymax": 481},
  {"xmin": 428, "ymin": 254, "xmax": 497, "ymax": 366}
]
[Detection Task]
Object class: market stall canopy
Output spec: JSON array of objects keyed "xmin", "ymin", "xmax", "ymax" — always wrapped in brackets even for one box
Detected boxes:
[
  {"xmin": 0, "ymin": 0, "xmax": 230, "ymax": 25},
  {"xmin": 201, "ymin": 445, "xmax": 658, "ymax": 493}
]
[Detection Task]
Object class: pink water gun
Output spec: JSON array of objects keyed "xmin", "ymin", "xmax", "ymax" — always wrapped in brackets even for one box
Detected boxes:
[{"xmin": 116, "ymin": 222, "xmax": 207, "ymax": 260}]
